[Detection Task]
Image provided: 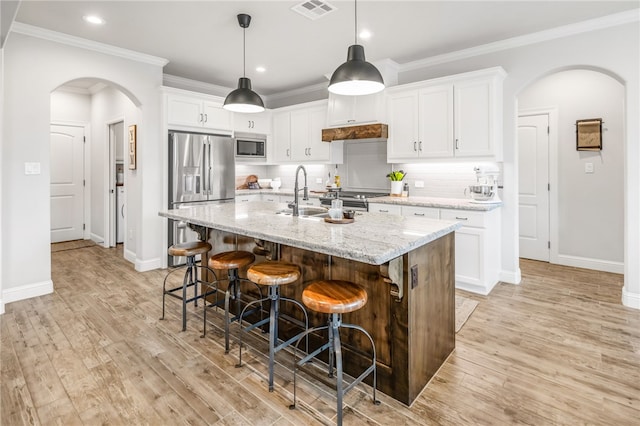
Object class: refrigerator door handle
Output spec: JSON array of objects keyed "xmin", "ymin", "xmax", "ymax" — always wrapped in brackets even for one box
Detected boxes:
[{"xmin": 203, "ymin": 137, "xmax": 209, "ymax": 196}]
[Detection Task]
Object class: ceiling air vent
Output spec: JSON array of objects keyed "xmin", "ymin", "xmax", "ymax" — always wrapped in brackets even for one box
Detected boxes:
[{"xmin": 291, "ymin": 0, "xmax": 337, "ymax": 21}]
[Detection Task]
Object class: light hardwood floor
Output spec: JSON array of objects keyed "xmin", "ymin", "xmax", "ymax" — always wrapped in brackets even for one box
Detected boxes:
[{"xmin": 1, "ymin": 245, "xmax": 639, "ymax": 425}]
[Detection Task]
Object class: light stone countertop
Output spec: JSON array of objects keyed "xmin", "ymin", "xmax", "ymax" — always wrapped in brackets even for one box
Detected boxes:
[
  {"xmin": 235, "ymin": 189, "xmax": 502, "ymax": 211},
  {"xmin": 159, "ymin": 201, "xmax": 460, "ymax": 265},
  {"xmin": 370, "ymin": 196, "xmax": 502, "ymax": 211}
]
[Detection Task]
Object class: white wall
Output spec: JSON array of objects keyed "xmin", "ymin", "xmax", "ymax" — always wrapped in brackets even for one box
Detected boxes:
[
  {"xmin": 519, "ymin": 70, "xmax": 624, "ymax": 266},
  {"xmin": 90, "ymin": 87, "xmax": 138, "ymax": 254},
  {"xmin": 1, "ymin": 33, "xmax": 165, "ymax": 310}
]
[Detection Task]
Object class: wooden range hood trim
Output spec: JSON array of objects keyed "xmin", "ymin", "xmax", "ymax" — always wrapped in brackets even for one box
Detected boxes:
[{"xmin": 321, "ymin": 123, "xmax": 388, "ymax": 142}]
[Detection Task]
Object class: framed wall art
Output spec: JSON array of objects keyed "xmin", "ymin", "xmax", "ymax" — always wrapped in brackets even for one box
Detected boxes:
[
  {"xmin": 128, "ymin": 124, "xmax": 137, "ymax": 169},
  {"xmin": 576, "ymin": 118, "xmax": 602, "ymax": 151}
]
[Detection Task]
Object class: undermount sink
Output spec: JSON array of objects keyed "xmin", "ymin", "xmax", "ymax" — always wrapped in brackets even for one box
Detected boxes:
[{"xmin": 276, "ymin": 206, "xmax": 329, "ymax": 218}]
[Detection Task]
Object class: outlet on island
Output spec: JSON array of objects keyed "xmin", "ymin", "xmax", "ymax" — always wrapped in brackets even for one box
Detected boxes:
[{"xmin": 415, "ymin": 180, "xmax": 425, "ymax": 188}]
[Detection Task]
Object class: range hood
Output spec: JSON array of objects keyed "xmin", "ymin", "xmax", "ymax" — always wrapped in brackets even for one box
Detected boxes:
[{"xmin": 321, "ymin": 123, "xmax": 388, "ymax": 142}]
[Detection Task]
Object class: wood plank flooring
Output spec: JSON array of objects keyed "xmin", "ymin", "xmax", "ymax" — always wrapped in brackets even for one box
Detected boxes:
[{"xmin": 1, "ymin": 245, "xmax": 639, "ymax": 425}]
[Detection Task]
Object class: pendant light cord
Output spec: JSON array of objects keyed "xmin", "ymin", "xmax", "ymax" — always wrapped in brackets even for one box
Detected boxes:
[
  {"xmin": 243, "ymin": 26, "xmax": 246, "ymax": 78},
  {"xmin": 354, "ymin": 0, "xmax": 358, "ymax": 44}
]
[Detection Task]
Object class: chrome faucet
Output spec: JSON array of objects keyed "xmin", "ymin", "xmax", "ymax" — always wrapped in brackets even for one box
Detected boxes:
[{"xmin": 289, "ymin": 165, "xmax": 308, "ymax": 216}]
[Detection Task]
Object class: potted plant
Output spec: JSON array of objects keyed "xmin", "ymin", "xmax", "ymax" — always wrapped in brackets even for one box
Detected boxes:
[{"xmin": 386, "ymin": 170, "xmax": 405, "ymax": 195}]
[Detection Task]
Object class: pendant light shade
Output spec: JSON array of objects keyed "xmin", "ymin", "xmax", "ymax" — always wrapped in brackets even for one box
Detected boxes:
[
  {"xmin": 328, "ymin": 0, "xmax": 384, "ymax": 96},
  {"xmin": 224, "ymin": 14, "xmax": 265, "ymax": 113}
]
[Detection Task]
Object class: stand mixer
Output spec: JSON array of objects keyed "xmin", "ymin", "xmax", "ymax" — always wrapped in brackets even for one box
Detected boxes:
[{"xmin": 467, "ymin": 165, "xmax": 501, "ymax": 203}]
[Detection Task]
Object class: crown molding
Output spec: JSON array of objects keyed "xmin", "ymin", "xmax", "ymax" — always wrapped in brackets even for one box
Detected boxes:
[
  {"xmin": 400, "ymin": 9, "xmax": 640, "ymax": 72},
  {"xmin": 11, "ymin": 22, "xmax": 168, "ymax": 67},
  {"xmin": 264, "ymin": 81, "xmax": 328, "ymax": 103},
  {"xmin": 162, "ymin": 74, "xmax": 232, "ymax": 97}
]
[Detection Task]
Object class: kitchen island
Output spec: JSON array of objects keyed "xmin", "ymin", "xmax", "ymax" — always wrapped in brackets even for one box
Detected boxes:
[{"xmin": 159, "ymin": 201, "xmax": 461, "ymax": 405}]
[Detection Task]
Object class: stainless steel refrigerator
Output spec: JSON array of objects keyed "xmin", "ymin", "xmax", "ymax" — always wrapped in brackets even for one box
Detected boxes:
[{"xmin": 168, "ymin": 131, "xmax": 235, "ymax": 266}]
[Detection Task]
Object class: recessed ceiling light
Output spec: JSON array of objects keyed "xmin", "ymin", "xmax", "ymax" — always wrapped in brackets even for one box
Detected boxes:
[
  {"xmin": 359, "ymin": 29, "xmax": 372, "ymax": 40},
  {"xmin": 256, "ymin": 66, "xmax": 266, "ymax": 73},
  {"xmin": 83, "ymin": 15, "xmax": 105, "ymax": 25}
]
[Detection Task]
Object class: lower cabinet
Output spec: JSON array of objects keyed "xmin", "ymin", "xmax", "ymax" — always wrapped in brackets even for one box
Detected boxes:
[
  {"xmin": 440, "ymin": 208, "xmax": 500, "ymax": 295},
  {"xmin": 235, "ymin": 194, "xmax": 261, "ymax": 203},
  {"xmin": 368, "ymin": 203, "xmax": 402, "ymax": 215},
  {"xmin": 371, "ymin": 202, "xmax": 501, "ymax": 295}
]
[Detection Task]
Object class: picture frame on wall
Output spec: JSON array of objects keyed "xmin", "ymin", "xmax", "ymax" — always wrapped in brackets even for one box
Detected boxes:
[
  {"xmin": 128, "ymin": 124, "xmax": 137, "ymax": 169},
  {"xmin": 576, "ymin": 118, "xmax": 603, "ymax": 151}
]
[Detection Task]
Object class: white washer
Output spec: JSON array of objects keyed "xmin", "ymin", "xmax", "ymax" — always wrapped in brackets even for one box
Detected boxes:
[{"xmin": 116, "ymin": 186, "xmax": 125, "ymax": 243}]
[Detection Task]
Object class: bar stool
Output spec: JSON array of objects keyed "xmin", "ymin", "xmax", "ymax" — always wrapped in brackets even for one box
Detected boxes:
[
  {"xmin": 202, "ymin": 250, "xmax": 262, "ymax": 353},
  {"xmin": 160, "ymin": 241, "xmax": 216, "ymax": 331},
  {"xmin": 289, "ymin": 280, "xmax": 379, "ymax": 425},
  {"xmin": 237, "ymin": 261, "xmax": 309, "ymax": 392}
]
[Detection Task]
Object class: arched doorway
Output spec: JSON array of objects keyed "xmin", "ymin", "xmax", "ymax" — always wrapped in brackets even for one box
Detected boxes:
[
  {"xmin": 517, "ymin": 68, "xmax": 625, "ymax": 276},
  {"xmin": 50, "ymin": 78, "xmax": 139, "ymax": 257}
]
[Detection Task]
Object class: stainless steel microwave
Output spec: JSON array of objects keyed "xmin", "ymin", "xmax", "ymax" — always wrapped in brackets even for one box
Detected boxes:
[{"xmin": 235, "ymin": 133, "xmax": 266, "ymax": 158}]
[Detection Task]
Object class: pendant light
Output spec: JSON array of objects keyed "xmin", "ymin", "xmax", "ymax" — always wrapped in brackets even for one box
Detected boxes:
[
  {"xmin": 223, "ymin": 13, "xmax": 265, "ymax": 113},
  {"xmin": 328, "ymin": 0, "xmax": 384, "ymax": 96}
]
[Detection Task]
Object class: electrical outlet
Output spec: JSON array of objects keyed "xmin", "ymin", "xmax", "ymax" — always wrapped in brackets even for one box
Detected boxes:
[
  {"xmin": 24, "ymin": 162, "xmax": 41, "ymax": 175},
  {"xmin": 410, "ymin": 265, "xmax": 419, "ymax": 289},
  {"xmin": 315, "ymin": 177, "xmax": 323, "ymax": 184},
  {"xmin": 415, "ymin": 180, "xmax": 424, "ymax": 188}
]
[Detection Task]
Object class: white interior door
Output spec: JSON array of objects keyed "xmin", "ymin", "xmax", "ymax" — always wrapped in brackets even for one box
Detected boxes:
[
  {"xmin": 50, "ymin": 124, "xmax": 85, "ymax": 243},
  {"xmin": 518, "ymin": 114, "xmax": 550, "ymax": 261}
]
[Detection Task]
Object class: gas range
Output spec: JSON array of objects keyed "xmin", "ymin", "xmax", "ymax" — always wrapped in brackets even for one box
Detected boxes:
[{"xmin": 319, "ymin": 190, "xmax": 389, "ymax": 211}]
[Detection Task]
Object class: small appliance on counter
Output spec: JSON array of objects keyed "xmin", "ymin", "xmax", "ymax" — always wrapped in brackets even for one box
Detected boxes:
[{"xmin": 466, "ymin": 165, "xmax": 501, "ymax": 203}]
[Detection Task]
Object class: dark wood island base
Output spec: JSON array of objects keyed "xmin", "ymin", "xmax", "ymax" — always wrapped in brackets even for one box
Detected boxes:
[{"xmin": 208, "ymin": 230, "xmax": 455, "ymax": 406}]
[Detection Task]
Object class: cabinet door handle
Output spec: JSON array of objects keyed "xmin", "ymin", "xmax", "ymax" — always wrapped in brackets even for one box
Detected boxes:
[
  {"xmin": 455, "ymin": 216, "xmax": 468, "ymax": 220},
  {"xmin": 308, "ymin": 147, "xmax": 311, "ymax": 156},
  {"xmin": 419, "ymin": 141, "xmax": 423, "ymax": 151},
  {"xmin": 413, "ymin": 141, "xmax": 417, "ymax": 151},
  {"xmin": 204, "ymin": 114, "xmax": 208, "ymax": 123},
  {"xmin": 347, "ymin": 119, "xmax": 355, "ymax": 123},
  {"xmin": 414, "ymin": 213, "xmax": 425, "ymax": 216},
  {"xmin": 455, "ymin": 139, "xmax": 459, "ymax": 149},
  {"xmin": 286, "ymin": 148, "xmax": 290, "ymax": 157},
  {"xmin": 199, "ymin": 113, "xmax": 203, "ymax": 123},
  {"xmin": 380, "ymin": 209, "xmax": 389, "ymax": 213}
]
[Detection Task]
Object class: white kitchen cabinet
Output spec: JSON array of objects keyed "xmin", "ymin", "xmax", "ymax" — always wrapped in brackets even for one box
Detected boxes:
[
  {"xmin": 368, "ymin": 203, "xmax": 402, "ymax": 215},
  {"xmin": 272, "ymin": 101, "xmax": 343, "ymax": 164},
  {"xmin": 386, "ymin": 67, "xmax": 504, "ymax": 162},
  {"xmin": 326, "ymin": 92, "xmax": 384, "ymax": 127},
  {"xmin": 401, "ymin": 205, "xmax": 440, "ymax": 219},
  {"xmin": 235, "ymin": 194, "xmax": 261, "ymax": 203},
  {"xmin": 167, "ymin": 93, "xmax": 232, "ymax": 132},
  {"xmin": 233, "ymin": 110, "xmax": 272, "ymax": 135},
  {"xmin": 440, "ymin": 208, "xmax": 501, "ymax": 295}
]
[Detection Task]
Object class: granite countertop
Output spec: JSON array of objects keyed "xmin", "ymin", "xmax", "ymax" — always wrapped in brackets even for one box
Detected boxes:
[
  {"xmin": 235, "ymin": 189, "xmax": 502, "ymax": 211},
  {"xmin": 371, "ymin": 195, "xmax": 502, "ymax": 211},
  {"xmin": 159, "ymin": 201, "xmax": 460, "ymax": 265}
]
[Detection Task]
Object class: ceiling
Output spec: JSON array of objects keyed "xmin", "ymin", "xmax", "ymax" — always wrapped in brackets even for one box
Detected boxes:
[{"xmin": 7, "ymin": 1, "xmax": 640, "ymax": 96}]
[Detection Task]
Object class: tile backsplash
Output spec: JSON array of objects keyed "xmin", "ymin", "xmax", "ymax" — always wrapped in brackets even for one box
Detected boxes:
[{"xmin": 235, "ymin": 146, "xmax": 502, "ymax": 199}]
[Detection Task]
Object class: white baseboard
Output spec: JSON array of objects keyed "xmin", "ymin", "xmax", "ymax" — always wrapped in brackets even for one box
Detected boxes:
[
  {"xmin": 556, "ymin": 254, "xmax": 624, "ymax": 274},
  {"xmin": 90, "ymin": 233, "xmax": 104, "ymax": 243},
  {"xmin": 622, "ymin": 287, "xmax": 640, "ymax": 310},
  {"xmin": 124, "ymin": 249, "xmax": 136, "ymax": 264},
  {"xmin": 2, "ymin": 279, "xmax": 54, "ymax": 306},
  {"xmin": 455, "ymin": 279, "xmax": 495, "ymax": 296},
  {"xmin": 135, "ymin": 256, "xmax": 162, "ymax": 272},
  {"xmin": 499, "ymin": 268, "xmax": 522, "ymax": 285}
]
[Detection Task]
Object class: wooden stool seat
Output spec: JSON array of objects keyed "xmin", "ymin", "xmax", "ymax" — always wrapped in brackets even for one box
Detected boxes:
[
  {"xmin": 247, "ymin": 262, "xmax": 300, "ymax": 286},
  {"xmin": 209, "ymin": 250, "xmax": 255, "ymax": 270},
  {"xmin": 167, "ymin": 241, "xmax": 212, "ymax": 258},
  {"xmin": 302, "ymin": 280, "xmax": 368, "ymax": 314}
]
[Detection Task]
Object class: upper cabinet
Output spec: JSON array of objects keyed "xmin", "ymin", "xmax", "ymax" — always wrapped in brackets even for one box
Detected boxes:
[
  {"xmin": 233, "ymin": 110, "xmax": 272, "ymax": 135},
  {"xmin": 326, "ymin": 92, "xmax": 385, "ymax": 127},
  {"xmin": 386, "ymin": 67, "xmax": 505, "ymax": 162},
  {"xmin": 166, "ymin": 91, "xmax": 233, "ymax": 133},
  {"xmin": 272, "ymin": 101, "xmax": 343, "ymax": 164}
]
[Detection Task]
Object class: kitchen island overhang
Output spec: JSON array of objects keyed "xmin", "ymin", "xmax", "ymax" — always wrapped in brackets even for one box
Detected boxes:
[{"xmin": 159, "ymin": 201, "xmax": 461, "ymax": 405}]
